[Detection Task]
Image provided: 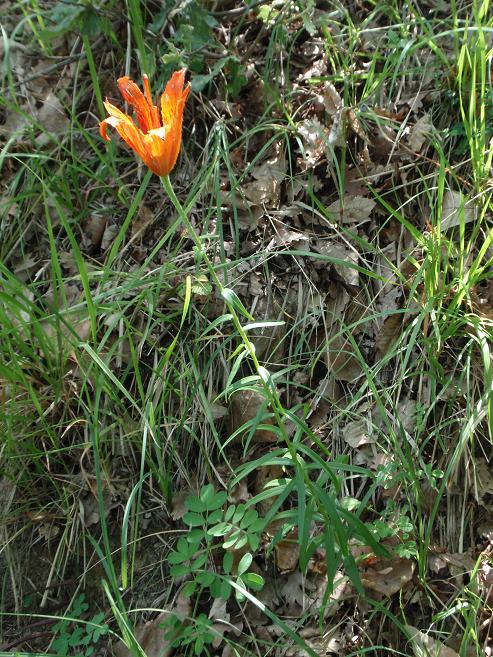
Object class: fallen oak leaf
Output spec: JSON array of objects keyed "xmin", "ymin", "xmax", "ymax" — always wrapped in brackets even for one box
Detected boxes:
[{"xmin": 327, "ymin": 195, "xmax": 376, "ymax": 225}]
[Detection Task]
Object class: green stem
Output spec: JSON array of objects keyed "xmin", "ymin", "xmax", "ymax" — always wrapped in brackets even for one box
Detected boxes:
[
  {"xmin": 160, "ymin": 175, "xmax": 279, "ymax": 392},
  {"xmin": 162, "ymin": 174, "xmax": 368, "ymax": 587},
  {"xmin": 161, "ymin": 175, "xmax": 222, "ymax": 289}
]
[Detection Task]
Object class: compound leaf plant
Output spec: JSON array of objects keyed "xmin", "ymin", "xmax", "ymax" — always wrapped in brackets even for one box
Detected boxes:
[{"xmin": 169, "ymin": 484, "xmax": 264, "ymax": 601}]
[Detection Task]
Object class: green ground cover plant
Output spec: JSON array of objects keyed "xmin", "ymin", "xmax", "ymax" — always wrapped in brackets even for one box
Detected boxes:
[{"xmin": 1, "ymin": 0, "xmax": 493, "ymax": 656}]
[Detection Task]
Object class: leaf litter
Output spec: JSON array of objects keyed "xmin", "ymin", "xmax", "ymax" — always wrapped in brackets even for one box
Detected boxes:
[{"xmin": 2, "ymin": 1, "xmax": 493, "ymax": 656}]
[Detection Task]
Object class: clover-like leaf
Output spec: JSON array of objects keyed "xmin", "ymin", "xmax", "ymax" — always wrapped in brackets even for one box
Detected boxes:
[
  {"xmin": 237, "ymin": 552, "xmax": 253, "ymax": 575},
  {"xmin": 242, "ymin": 571, "xmax": 264, "ymax": 590},
  {"xmin": 232, "ymin": 504, "xmax": 246, "ymax": 523},
  {"xmin": 185, "ymin": 495, "xmax": 207, "ymax": 513},
  {"xmin": 223, "ymin": 551, "xmax": 233, "ymax": 575},
  {"xmin": 182, "ymin": 580, "xmax": 197, "ymax": 597},
  {"xmin": 171, "ymin": 563, "xmax": 192, "ymax": 577},
  {"xmin": 183, "ymin": 511, "xmax": 205, "ymax": 527},
  {"xmin": 248, "ymin": 533, "xmax": 261, "ymax": 551},
  {"xmin": 207, "ymin": 521, "xmax": 229, "ymax": 537},
  {"xmin": 224, "ymin": 505, "xmax": 235, "ymax": 521},
  {"xmin": 240, "ymin": 508, "xmax": 259, "ymax": 529},
  {"xmin": 196, "ymin": 571, "xmax": 215, "ymax": 586}
]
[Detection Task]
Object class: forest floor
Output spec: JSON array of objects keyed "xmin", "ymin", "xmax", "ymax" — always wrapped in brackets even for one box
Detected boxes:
[{"xmin": 1, "ymin": 1, "xmax": 493, "ymax": 656}]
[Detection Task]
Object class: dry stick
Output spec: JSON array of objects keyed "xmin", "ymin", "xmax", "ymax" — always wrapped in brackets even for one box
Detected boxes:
[{"xmin": 1, "ymin": 630, "xmax": 55, "ymax": 652}]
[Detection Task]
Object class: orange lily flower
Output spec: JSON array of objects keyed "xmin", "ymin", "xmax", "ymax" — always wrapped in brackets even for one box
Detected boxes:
[{"xmin": 99, "ymin": 69, "xmax": 190, "ymax": 176}]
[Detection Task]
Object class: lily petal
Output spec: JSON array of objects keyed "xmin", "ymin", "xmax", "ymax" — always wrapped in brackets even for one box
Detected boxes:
[
  {"xmin": 160, "ymin": 70, "xmax": 190, "ymax": 174},
  {"xmin": 100, "ymin": 101, "xmax": 148, "ymax": 164},
  {"xmin": 118, "ymin": 76, "xmax": 160, "ymax": 132}
]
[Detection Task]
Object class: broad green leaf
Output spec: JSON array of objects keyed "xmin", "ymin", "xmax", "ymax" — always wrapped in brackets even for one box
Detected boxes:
[
  {"xmin": 223, "ymin": 551, "xmax": 233, "ymax": 574},
  {"xmin": 196, "ymin": 571, "xmax": 215, "ymax": 586},
  {"xmin": 183, "ymin": 512, "xmax": 205, "ymax": 527},
  {"xmin": 237, "ymin": 552, "xmax": 253, "ymax": 575},
  {"xmin": 242, "ymin": 572, "xmax": 264, "ymax": 590},
  {"xmin": 182, "ymin": 580, "xmax": 197, "ymax": 597},
  {"xmin": 185, "ymin": 496, "xmax": 207, "ymax": 513}
]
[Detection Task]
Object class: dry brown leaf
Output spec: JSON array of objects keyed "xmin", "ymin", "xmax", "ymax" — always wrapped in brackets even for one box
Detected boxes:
[
  {"xmin": 224, "ymin": 190, "xmax": 264, "ymax": 231},
  {"xmin": 327, "ymin": 195, "xmax": 376, "ymax": 224},
  {"xmin": 298, "ymin": 118, "xmax": 328, "ymax": 168},
  {"xmin": 275, "ymin": 529, "xmax": 300, "ymax": 572},
  {"xmin": 406, "ymin": 625, "xmax": 460, "ymax": 657},
  {"xmin": 170, "ymin": 488, "xmax": 190, "ymax": 521},
  {"xmin": 228, "ymin": 479, "xmax": 250, "ymax": 504},
  {"xmin": 347, "ymin": 108, "xmax": 366, "ymax": 140},
  {"xmin": 310, "ymin": 570, "xmax": 348, "ymax": 618},
  {"xmin": 35, "ymin": 92, "xmax": 69, "ymax": 145},
  {"xmin": 360, "ymin": 555, "xmax": 415, "ymax": 596},
  {"xmin": 242, "ymin": 144, "xmax": 286, "ymax": 208},
  {"xmin": 79, "ymin": 489, "xmax": 118, "ymax": 527},
  {"xmin": 479, "ymin": 558, "xmax": 493, "ymax": 602},
  {"xmin": 227, "ymin": 389, "xmax": 277, "ymax": 444},
  {"xmin": 441, "ymin": 189, "xmax": 476, "ymax": 231},
  {"xmin": 299, "ymin": 55, "xmax": 327, "ymax": 80},
  {"xmin": 375, "ymin": 314, "xmax": 403, "ymax": 356},
  {"xmin": 479, "ymin": 518, "xmax": 493, "ymax": 542},
  {"xmin": 352, "ymin": 538, "xmax": 415, "ymax": 596},
  {"xmin": 473, "ymin": 457, "xmax": 493, "ymax": 504},
  {"xmin": 322, "ymin": 82, "xmax": 343, "ymax": 116},
  {"xmin": 84, "ymin": 214, "xmax": 107, "ymax": 248},
  {"xmin": 248, "ymin": 272, "xmax": 263, "ymax": 296},
  {"xmin": 344, "ymin": 167, "xmax": 370, "ymax": 196},
  {"xmin": 101, "ymin": 223, "xmax": 119, "ymax": 251},
  {"xmin": 472, "ymin": 280, "xmax": 493, "ymax": 320},
  {"xmin": 440, "ymin": 551, "xmax": 475, "ymax": 580},
  {"xmin": 210, "ymin": 401, "xmax": 228, "ymax": 419},
  {"xmin": 208, "ymin": 597, "xmax": 243, "ymax": 648},
  {"xmin": 131, "ymin": 205, "xmax": 155, "ymax": 239},
  {"xmin": 396, "ymin": 397, "xmax": 417, "ymax": 434},
  {"xmin": 407, "ymin": 113, "xmax": 433, "ymax": 152},
  {"xmin": 267, "ymin": 225, "xmax": 310, "ymax": 250},
  {"xmin": 279, "ymin": 571, "xmax": 315, "ymax": 613},
  {"xmin": 0, "ymin": 105, "xmax": 29, "ymax": 139},
  {"xmin": 343, "ymin": 419, "xmax": 373, "ymax": 448},
  {"xmin": 114, "ymin": 594, "xmax": 191, "ymax": 657},
  {"xmin": 313, "ymin": 241, "xmax": 359, "ymax": 287},
  {"xmin": 428, "ymin": 552, "xmax": 448, "ymax": 574},
  {"xmin": 328, "ymin": 336, "xmax": 363, "ymax": 382},
  {"xmin": 242, "ymin": 178, "xmax": 279, "ymax": 208},
  {"xmin": 13, "ymin": 254, "xmax": 38, "ymax": 280},
  {"xmin": 287, "ymin": 631, "xmax": 345, "ymax": 657}
]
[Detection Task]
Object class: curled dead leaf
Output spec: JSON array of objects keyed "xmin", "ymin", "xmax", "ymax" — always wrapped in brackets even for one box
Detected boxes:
[
  {"xmin": 227, "ymin": 389, "xmax": 278, "ymax": 444},
  {"xmin": 343, "ymin": 419, "xmax": 373, "ymax": 448},
  {"xmin": 441, "ymin": 190, "xmax": 475, "ymax": 231},
  {"xmin": 275, "ymin": 528, "xmax": 300, "ymax": 572},
  {"xmin": 298, "ymin": 118, "xmax": 328, "ymax": 169},
  {"xmin": 375, "ymin": 313, "xmax": 404, "ymax": 357},
  {"xmin": 35, "ymin": 92, "xmax": 69, "ymax": 146},
  {"xmin": 352, "ymin": 539, "xmax": 415, "ymax": 596},
  {"xmin": 327, "ymin": 195, "xmax": 376, "ymax": 224},
  {"xmin": 407, "ymin": 113, "xmax": 433, "ymax": 152}
]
